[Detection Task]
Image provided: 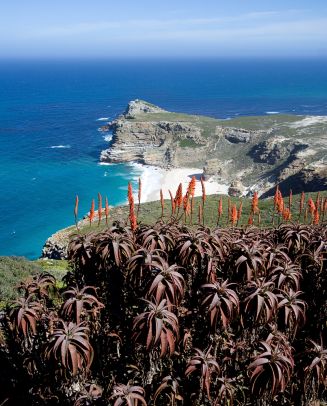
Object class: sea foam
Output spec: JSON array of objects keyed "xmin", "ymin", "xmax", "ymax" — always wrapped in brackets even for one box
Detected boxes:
[
  {"xmin": 50, "ymin": 145, "xmax": 71, "ymax": 149},
  {"xmin": 103, "ymin": 135, "xmax": 113, "ymax": 142}
]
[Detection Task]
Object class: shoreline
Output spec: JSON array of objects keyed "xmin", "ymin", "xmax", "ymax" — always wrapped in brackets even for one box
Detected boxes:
[{"xmin": 130, "ymin": 162, "xmax": 229, "ymax": 203}]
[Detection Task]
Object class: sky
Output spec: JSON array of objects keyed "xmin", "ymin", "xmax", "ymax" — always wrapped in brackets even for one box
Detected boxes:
[{"xmin": 1, "ymin": 0, "xmax": 327, "ymax": 58}]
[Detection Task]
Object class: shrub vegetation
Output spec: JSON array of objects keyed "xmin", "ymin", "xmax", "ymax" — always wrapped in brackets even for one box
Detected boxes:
[{"xmin": 0, "ymin": 182, "xmax": 326, "ymax": 405}]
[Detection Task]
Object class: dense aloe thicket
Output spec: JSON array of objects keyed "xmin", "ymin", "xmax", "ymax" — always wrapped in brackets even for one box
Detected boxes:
[{"xmin": 1, "ymin": 219, "xmax": 326, "ymax": 405}]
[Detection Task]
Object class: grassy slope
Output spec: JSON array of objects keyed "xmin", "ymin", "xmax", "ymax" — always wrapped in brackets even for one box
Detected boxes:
[{"xmin": 0, "ymin": 258, "xmax": 69, "ymax": 308}]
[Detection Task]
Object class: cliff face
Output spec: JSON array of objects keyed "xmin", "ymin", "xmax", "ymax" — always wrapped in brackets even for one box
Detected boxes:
[
  {"xmin": 100, "ymin": 100, "xmax": 327, "ymax": 196},
  {"xmin": 100, "ymin": 120, "xmax": 205, "ymax": 167}
]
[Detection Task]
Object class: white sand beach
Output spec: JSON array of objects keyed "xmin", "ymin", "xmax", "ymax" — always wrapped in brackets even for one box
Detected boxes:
[{"xmin": 131, "ymin": 163, "xmax": 229, "ymax": 203}]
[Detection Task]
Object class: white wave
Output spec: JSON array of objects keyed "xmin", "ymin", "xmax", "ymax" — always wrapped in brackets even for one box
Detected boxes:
[
  {"xmin": 103, "ymin": 135, "xmax": 113, "ymax": 142},
  {"xmin": 96, "ymin": 117, "xmax": 110, "ymax": 121},
  {"xmin": 50, "ymin": 145, "xmax": 71, "ymax": 149},
  {"xmin": 98, "ymin": 162, "xmax": 114, "ymax": 166},
  {"xmin": 266, "ymin": 111, "xmax": 280, "ymax": 115}
]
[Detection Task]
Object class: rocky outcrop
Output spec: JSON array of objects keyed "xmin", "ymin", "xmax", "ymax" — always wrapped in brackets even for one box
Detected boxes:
[
  {"xmin": 221, "ymin": 127, "xmax": 259, "ymax": 144},
  {"xmin": 100, "ymin": 118, "xmax": 206, "ymax": 167},
  {"xmin": 42, "ymin": 236, "xmax": 68, "ymax": 260},
  {"xmin": 250, "ymin": 139, "xmax": 288, "ymax": 164},
  {"xmin": 228, "ymin": 180, "xmax": 245, "ymax": 196},
  {"xmin": 203, "ymin": 159, "xmax": 223, "ymax": 180},
  {"xmin": 124, "ymin": 99, "xmax": 166, "ymax": 118},
  {"xmin": 262, "ymin": 166, "xmax": 327, "ymax": 197}
]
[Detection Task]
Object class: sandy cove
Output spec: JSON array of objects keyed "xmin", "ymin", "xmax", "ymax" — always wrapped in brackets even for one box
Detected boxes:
[{"xmin": 131, "ymin": 163, "xmax": 229, "ymax": 203}]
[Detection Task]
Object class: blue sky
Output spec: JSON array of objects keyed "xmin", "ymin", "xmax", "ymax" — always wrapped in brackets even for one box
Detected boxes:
[{"xmin": 1, "ymin": 0, "xmax": 327, "ymax": 58}]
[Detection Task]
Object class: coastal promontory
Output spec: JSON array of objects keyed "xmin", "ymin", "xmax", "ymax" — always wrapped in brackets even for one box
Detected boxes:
[{"xmin": 100, "ymin": 100, "xmax": 327, "ymax": 196}]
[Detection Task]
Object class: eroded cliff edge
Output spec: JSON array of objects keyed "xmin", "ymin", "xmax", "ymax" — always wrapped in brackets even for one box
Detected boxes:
[{"xmin": 100, "ymin": 100, "xmax": 326, "ymax": 196}]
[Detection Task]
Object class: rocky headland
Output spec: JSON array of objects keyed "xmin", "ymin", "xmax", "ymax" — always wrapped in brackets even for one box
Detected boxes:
[{"xmin": 100, "ymin": 100, "xmax": 327, "ymax": 197}]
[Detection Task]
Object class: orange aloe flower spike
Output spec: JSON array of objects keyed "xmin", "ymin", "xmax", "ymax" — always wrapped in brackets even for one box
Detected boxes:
[
  {"xmin": 187, "ymin": 176, "xmax": 196, "ymax": 198},
  {"xmin": 89, "ymin": 199, "xmax": 95, "ymax": 225},
  {"xmin": 174, "ymin": 183, "xmax": 183, "ymax": 209},
  {"xmin": 231, "ymin": 204, "xmax": 238, "ymax": 226},
  {"xmin": 97, "ymin": 192, "xmax": 102, "ymax": 226},
  {"xmin": 128, "ymin": 182, "xmax": 137, "ymax": 231}
]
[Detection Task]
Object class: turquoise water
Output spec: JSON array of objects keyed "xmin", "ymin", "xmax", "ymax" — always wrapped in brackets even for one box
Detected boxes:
[{"xmin": 1, "ymin": 59, "xmax": 327, "ymax": 258}]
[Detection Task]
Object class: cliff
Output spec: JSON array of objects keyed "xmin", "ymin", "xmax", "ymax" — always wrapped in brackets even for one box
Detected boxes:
[{"xmin": 100, "ymin": 100, "xmax": 326, "ymax": 196}]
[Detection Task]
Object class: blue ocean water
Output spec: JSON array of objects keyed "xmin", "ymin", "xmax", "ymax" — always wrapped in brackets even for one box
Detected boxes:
[{"xmin": 1, "ymin": 59, "xmax": 327, "ymax": 259}]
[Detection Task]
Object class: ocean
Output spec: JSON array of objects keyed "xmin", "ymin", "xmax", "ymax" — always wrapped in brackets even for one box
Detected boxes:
[{"xmin": 1, "ymin": 58, "xmax": 327, "ymax": 259}]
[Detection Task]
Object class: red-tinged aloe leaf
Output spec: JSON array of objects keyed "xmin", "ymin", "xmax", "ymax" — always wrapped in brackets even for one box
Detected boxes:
[
  {"xmin": 146, "ymin": 317, "xmax": 153, "ymax": 350},
  {"xmin": 132, "ymin": 394, "xmax": 147, "ymax": 405},
  {"xmin": 185, "ymin": 365, "xmax": 197, "ymax": 376},
  {"xmin": 155, "ymin": 318, "xmax": 163, "ymax": 345},
  {"xmin": 309, "ymin": 356, "xmax": 321, "ymax": 369},
  {"xmin": 76, "ymin": 300, "xmax": 83, "ymax": 324},
  {"xmin": 160, "ymin": 332, "xmax": 168, "ymax": 357},
  {"xmin": 204, "ymin": 374, "xmax": 211, "ymax": 399},
  {"xmin": 256, "ymin": 295, "xmax": 264, "ymax": 322},
  {"xmin": 69, "ymin": 344, "xmax": 78, "ymax": 376},
  {"xmin": 166, "ymin": 329, "xmax": 175, "ymax": 356},
  {"xmin": 112, "ymin": 241, "xmax": 120, "ymax": 266},
  {"xmin": 154, "ymin": 382, "xmax": 168, "ymax": 401},
  {"xmin": 235, "ymin": 255, "xmax": 247, "ymax": 267},
  {"xmin": 249, "ymin": 358, "xmax": 270, "ymax": 369}
]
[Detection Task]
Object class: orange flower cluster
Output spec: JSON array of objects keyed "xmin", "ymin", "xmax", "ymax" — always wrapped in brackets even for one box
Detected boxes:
[
  {"xmin": 98, "ymin": 193, "xmax": 102, "ymax": 225},
  {"xmin": 218, "ymin": 197, "xmax": 223, "ymax": 217},
  {"xmin": 183, "ymin": 194, "xmax": 191, "ymax": 216},
  {"xmin": 174, "ymin": 183, "xmax": 183, "ymax": 210},
  {"xmin": 251, "ymin": 191, "xmax": 259, "ymax": 214},
  {"xmin": 231, "ymin": 205, "xmax": 238, "ymax": 226},
  {"xmin": 128, "ymin": 182, "xmax": 137, "ymax": 231},
  {"xmin": 200, "ymin": 177, "xmax": 206, "ymax": 204},
  {"xmin": 283, "ymin": 208, "xmax": 291, "ymax": 221},
  {"xmin": 89, "ymin": 199, "xmax": 95, "ymax": 225},
  {"xmin": 313, "ymin": 208, "xmax": 320, "ymax": 225},
  {"xmin": 307, "ymin": 198, "xmax": 315, "ymax": 215},
  {"xmin": 274, "ymin": 185, "xmax": 280, "ymax": 210},
  {"xmin": 275, "ymin": 189, "xmax": 284, "ymax": 214},
  {"xmin": 187, "ymin": 176, "xmax": 196, "ymax": 198}
]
